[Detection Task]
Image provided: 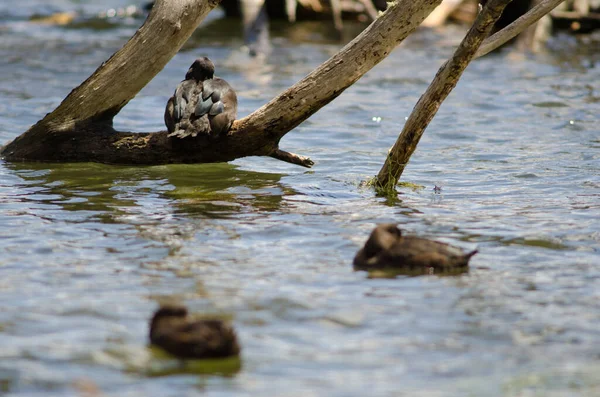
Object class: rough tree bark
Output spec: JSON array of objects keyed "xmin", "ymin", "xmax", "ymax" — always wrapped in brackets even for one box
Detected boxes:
[
  {"xmin": 375, "ymin": 0, "xmax": 514, "ymax": 190},
  {"xmin": 1, "ymin": 0, "xmax": 445, "ymax": 166}
]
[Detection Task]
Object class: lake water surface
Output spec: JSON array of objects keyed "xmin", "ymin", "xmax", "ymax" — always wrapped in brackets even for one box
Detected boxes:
[{"xmin": 1, "ymin": 1, "xmax": 600, "ymax": 396}]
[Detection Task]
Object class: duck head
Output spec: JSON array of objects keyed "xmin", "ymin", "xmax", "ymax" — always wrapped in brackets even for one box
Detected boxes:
[
  {"xmin": 149, "ymin": 304, "xmax": 187, "ymax": 338},
  {"xmin": 185, "ymin": 57, "xmax": 215, "ymax": 81},
  {"xmin": 363, "ymin": 223, "xmax": 402, "ymax": 258}
]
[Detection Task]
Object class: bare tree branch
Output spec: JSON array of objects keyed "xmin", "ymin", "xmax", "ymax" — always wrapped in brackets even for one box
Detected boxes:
[
  {"xmin": 475, "ymin": 0, "xmax": 566, "ymax": 58},
  {"xmin": 375, "ymin": 0, "xmax": 514, "ymax": 191},
  {"xmin": 1, "ymin": 0, "xmax": 445, "ymax": 165}
]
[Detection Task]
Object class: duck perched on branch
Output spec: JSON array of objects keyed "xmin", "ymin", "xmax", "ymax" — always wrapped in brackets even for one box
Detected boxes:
[
  {"xmin": 149, "ymin": 304, "xmax": 241, "ymax": 359},
  {"xmin": 353, "ymin": 224, "xmax": 477, "ymax": 273},
  {"xmin": 165, "ymin": 57, "xmax": 238, "ymax": 139}
]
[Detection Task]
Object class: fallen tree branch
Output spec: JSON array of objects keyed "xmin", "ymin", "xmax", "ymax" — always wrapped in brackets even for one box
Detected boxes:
[
  {"xmin": 375, "ymin": 0, "xmax": 513, "ymax": 191},
  {"xmin": 475, "ymin": 0, "xmax": 566, "ymax": 58},
  {"xmin": 1, "ymin": 0, "xmax": 444, "ymax": 166}
]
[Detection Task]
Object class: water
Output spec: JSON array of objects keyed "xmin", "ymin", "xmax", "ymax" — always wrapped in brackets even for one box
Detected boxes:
[{"xmin": 1, "ymin": 1, "xmax": 600, "ymax": 396}]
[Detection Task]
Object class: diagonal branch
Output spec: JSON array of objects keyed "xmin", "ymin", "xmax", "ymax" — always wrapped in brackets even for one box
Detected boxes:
[
  {"xmin": 475, "ymin": 0, "xmax": 566, "ymax": 58},
  {"xmin": 375, "ymin": 0, "xmax": 514, "ymax": 191}
]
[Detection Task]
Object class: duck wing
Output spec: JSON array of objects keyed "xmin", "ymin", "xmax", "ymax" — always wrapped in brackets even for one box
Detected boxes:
[
  {"xmin": 383, "ymin": 237, "xmax": 476, "ymax": 269},
  {"xmin": 165, "ymin": 79, "xmax": 199, "ymax": 136},
  {"xmin": 164, "ymin": 96, "xmax": 176, "ymax": 133},
  {"xmin": 194, "ymin": 78, "xmax": 238, "ymax": 136},
  {"xmin": 167, "ymin": 77, "xmax": 238, "ymax": 138}
]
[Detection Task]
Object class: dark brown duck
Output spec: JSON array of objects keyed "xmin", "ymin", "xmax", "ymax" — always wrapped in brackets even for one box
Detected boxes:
[
  {"xmin": 149, "ymin": 305, "xmax": 240, "ymax": 359},
  {"xmin": 164, "ymin": 57, "xmax": 237, "ymax": 138},
  {"xmin": 353, "ymin": 224, "xmax": 477, "ymax": 272}
]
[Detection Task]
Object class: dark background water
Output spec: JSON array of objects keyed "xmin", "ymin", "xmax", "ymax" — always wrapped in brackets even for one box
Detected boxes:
[{"xmin": 1, "ymin": 1, "xmax": 599, "ymax": 396}]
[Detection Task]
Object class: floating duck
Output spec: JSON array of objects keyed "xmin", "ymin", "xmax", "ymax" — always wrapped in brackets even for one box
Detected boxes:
[
  {"xmin": 165, "ymin": 57, "xmax": 238, "ymax": 139},
  {"xmin": 149, "ymin": 305, "xmax": 240, "ymax": 359},
  {"xmin": 353, "ymin": 224, "xmax": 477, "ymax": 273}
]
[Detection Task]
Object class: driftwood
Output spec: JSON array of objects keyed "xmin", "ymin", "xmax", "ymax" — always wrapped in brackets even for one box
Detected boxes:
[
  {"xmin": 1, "ymin": 0, "xmax": 446, "ymax": 166},
  {"xmin": 375, "ymin": 0, "xmax": 515, "ymax": 190}
]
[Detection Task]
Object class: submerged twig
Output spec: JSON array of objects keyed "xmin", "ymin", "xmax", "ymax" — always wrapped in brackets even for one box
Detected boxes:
[
  {"xmin": 375, "ymin": 0, "xmax": 514, "ymax": 191},
  {"xmin": 269, "ymin": 149, "xmax": 314, "ymax": 168}
]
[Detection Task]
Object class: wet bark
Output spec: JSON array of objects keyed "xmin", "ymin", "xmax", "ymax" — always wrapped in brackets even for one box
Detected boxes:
[{"xmin": 1, "ymin": 0, "xmax": 445, "ymax": 166}]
